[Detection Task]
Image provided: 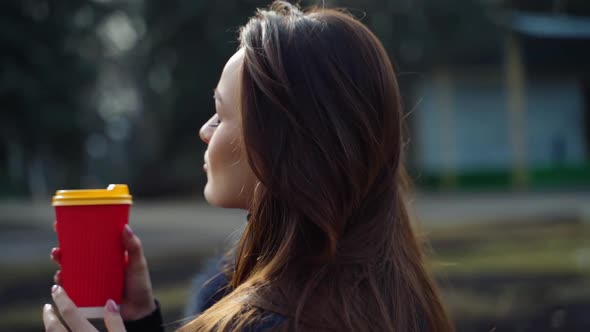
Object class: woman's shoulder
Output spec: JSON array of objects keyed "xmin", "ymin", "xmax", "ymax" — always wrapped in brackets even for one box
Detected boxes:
[
  {"xmin": 184, "ymin": 256, "xmax": 232, "ymax": 316},
  {"xmin": 241, "ymin": 311, "xmax": 288, "ymax": 332},
  {"xmin": 184, "ymin": 254, "xmax": 288, "ymax": 329}
]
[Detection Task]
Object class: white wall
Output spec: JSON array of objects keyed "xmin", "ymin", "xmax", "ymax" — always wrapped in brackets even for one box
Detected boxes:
[{"xmin": 413, "ymin": 70, "xmax": 587, "ymax": 173}]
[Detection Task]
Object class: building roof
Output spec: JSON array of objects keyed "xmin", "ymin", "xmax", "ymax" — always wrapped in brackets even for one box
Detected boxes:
[{"xmin": 504, "ymin": 10, "xmax": 590, "ymax": 39}]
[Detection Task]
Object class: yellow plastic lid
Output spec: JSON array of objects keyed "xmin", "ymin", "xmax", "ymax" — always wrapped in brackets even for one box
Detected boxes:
[{"xmin": 52, "ymin": 184, "xmax": 133, "ymax": 206}]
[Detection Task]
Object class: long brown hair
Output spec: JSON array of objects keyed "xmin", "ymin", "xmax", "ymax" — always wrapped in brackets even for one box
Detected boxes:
[{"xmin": 181, "ymin": 1, "xmax": 453, "ymax": 331}]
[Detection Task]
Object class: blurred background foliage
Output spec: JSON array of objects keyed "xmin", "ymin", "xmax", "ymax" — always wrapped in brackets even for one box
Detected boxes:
[{"xmin": 1, "ymin": 0, "xmax": 260, "ymax": 198}]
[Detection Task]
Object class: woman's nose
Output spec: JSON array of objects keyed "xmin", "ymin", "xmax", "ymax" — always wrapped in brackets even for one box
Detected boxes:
[
  {"xmin": 199, "ymin": 123, "xmax": 211, "ymax": 144},
  {"xmin": 200, "ymin": 119, "xmax": 214, "ymax": 144}
]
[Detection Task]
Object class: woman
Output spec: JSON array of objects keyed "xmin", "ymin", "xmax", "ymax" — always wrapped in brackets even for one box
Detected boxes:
[{"xmin": 43, "ymin": 1, "xmax": 454, "ymax": 331}]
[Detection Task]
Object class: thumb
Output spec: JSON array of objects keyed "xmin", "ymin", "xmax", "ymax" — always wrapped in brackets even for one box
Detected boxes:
[{"xmin": 104, "ymin": 299, "xmax": 126, "ymax": 332}]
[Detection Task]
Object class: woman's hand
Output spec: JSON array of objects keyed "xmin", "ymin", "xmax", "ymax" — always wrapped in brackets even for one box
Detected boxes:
[
  {"xmin": 50, "ymin": 223, "xmax": 157, "ymax": 321},
  {"xmin": 43, "ymin": 285, "xmax": 126, "ymax": 332}
]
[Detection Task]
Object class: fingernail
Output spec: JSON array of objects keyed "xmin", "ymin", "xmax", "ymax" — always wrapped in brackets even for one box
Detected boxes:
[
  {"xmin": 51, "ymin": 285, "xmax": 59, "ymax": 294},
  {"xmin": 106, "ymin": 299, "xmax": 119, "ymax": 313},
  {"xmin": 43, "ymin": 303, "xmax": 52, "ymax": 311},
  {"xmin": 125, "ymin": 224, "xmax": 134, "ymax": 237}
]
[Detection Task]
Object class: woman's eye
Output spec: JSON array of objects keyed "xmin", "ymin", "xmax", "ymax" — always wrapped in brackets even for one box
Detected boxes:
[{"xmin": 209, "ymin": 117, "xmax": 221, "ymax": 128}]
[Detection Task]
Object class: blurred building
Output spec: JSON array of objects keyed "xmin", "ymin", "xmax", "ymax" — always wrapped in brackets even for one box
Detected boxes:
[{"xmin": 413, "ymin": 10, "xmax": 590, "ymax": 190}]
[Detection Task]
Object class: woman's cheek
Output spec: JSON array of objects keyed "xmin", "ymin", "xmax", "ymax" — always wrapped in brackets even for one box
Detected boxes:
[{"xmin": 207, "ymin": 130, "xmax": 239, "ymax": 183}]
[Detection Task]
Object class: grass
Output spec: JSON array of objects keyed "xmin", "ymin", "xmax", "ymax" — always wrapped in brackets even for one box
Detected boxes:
[
  {"xmin": 413, "ymin": 162, "xmax": 590, "ymax": 190},
  {"xmin": 426, "ymin": 219, "xmax": 590, "ymax": 328},
  {"xmin": 429, "ymin": 220, "xmax": 590, "ymax": 276}
]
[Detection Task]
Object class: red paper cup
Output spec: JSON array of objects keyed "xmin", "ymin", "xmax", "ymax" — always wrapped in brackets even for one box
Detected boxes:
[{"xmin": 52, "ymin": 184, "xmax": 132, "ymax": 319}]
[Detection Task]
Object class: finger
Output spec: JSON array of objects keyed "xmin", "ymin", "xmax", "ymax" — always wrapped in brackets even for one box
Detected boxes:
[
  {"xmin": 53, "ymin": 270, "xmax": 61, "ymax": 285},
  {"xmin": 104, "ymin": 299, "xmax": 126, "ymax": 332},
  {"xmin": 123, "ymin": 225, "xmax": 148, "ymax": 272},
  {"xmin": 51, "ymin": 285, "xmax": 97, "ymax": 332},
  {"xmin": 53, "ymin": 220, "xmax": 57, "ymax": 233},
  {"xmin": 42, "ymin": 303, "xmax": 68, "ymax": 332},
  {"xmin": 50, "ymin": 247, "xmax": 61, "ymax": 264}
]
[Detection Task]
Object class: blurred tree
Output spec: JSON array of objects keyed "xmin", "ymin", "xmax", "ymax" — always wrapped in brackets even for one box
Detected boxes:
[
  {"xmin": 128, "ymin": 0, "xmax": 270, "ymax": 196},
  {"xmin": 0, "ymin": 1, "xmax": 104, "ymax": 198}
]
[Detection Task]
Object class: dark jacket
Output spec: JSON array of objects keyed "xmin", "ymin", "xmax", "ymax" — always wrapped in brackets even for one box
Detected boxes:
[{"xmin": 123, "ymin": 256, "xmax": 286, "ymax": 332}]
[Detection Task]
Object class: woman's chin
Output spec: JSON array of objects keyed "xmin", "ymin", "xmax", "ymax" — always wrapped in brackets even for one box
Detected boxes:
[
  {"xmin": 203, "ymin": 183, "xmax": 219, "ymax": 206},
  {"xmin": 204, "ymin": 184, "xmax": 230, "ymax": 208},
  {"xmin": 203, "ymin": 185, "xmax": 249, "ymax": 210}
]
